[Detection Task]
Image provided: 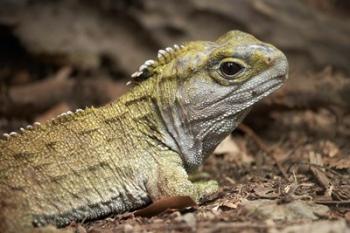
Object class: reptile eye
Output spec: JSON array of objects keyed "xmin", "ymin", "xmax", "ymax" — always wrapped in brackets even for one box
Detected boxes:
[{"xmin": 220, "ymin": 61, "xmax": 243, "ymax": 77}]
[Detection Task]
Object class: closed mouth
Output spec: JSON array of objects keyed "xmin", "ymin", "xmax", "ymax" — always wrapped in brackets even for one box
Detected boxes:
[
  {"xmin": 276, "ymin": 74, "xmax": 288, "ymax": 80},
  {"xmin": 250, "ymin": 74, "xmax": 285, "ymax": 97}
]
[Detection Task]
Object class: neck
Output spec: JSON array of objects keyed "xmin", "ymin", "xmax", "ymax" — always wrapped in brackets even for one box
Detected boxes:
[
  {"xmin": 116, "ymin": 77, "xmax": 251, "ymax": 171},
  {"xmin": 158, "ymin": 103, "xmax": 251, "ymax": 170},
  {"xmin": 149, "ymin": 76, "xmax": 251, "ymax": 170}
]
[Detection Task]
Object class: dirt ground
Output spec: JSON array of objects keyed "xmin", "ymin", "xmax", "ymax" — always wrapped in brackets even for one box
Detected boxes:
[{"xmin": 0, "ymin": 0, "xmax": 349, "ymax": 232}]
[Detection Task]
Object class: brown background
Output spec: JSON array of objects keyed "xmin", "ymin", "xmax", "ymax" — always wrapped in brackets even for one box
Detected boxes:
[{"xmin": 0, "ymin": 1, "xmax": 349, "ymax": 232}]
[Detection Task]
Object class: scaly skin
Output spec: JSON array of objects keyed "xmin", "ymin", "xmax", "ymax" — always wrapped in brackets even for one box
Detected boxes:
[{"xmin": 0, "ymin": 31, "xmax": 288, "ymax": 233}]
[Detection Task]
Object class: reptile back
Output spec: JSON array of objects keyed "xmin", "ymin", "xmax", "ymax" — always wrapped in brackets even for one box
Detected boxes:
[{"xmin": 0, "ymin": 102, "xmax": 154, "ymax": 231}]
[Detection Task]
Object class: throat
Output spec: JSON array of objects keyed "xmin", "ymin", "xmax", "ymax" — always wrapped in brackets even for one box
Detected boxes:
[
  {"xmin": 200, "ymin": 108, "xmax": 252, "ymax": 160},
  {"xmin": 160, "ymin": 106, "xmax": 252, "ymax": 171}
]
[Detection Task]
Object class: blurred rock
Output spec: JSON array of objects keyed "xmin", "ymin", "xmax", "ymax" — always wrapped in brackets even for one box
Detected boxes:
[
  {"xmin": 269, "ymin": 219, "xmax": 349, "ymax": 233},
  {"xmin": 242, "ymin": 199, "xmax": 329, "ymax": 221}
]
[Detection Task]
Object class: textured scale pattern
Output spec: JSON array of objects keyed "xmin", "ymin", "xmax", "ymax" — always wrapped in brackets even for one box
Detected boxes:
[
  {"xmin": 0, "ymin": 30, "xmax": 288, "ymax": 233},
  {"xmin": 0, "ymin": 90, "xmax": 166, "ymax": 230}
]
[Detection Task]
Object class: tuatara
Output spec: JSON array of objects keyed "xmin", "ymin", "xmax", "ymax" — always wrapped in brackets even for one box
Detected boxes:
[{"xmin": 0, "ymin": 30, "xmax": 288, "ymax": 233}]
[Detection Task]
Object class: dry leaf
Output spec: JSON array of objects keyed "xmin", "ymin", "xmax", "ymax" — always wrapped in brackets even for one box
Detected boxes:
[
  {"xmin": 326, "ymin": 156, "xmax": 350, "ymax": 169},
  {"xmin": 319, "ymin": 140, "xmax": 339, "ymax": 158},
  {"xmin": 213, "ymin": 135, "xmax": 240, "ymax": 156},
  {"xmin": 134, "ymin": 196, "xmax": 197, "ymax": 217},
  {"xmin": 213, "ymin": 135, "xmax": 253, "ymax": 164},
  {"xmin": 211, "ymin": 197, "xmax": 242, "ymax": 213}
]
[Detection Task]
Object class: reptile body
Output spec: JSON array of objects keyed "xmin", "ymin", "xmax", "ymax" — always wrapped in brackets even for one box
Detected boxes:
[{"xmin": 0, "ymin": 31, "xmax": 288, "ymax": 233}]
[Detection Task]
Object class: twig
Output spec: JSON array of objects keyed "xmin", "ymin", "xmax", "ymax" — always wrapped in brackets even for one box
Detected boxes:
[
  {"xmin": 308, "ymin": 152, "xmax": 333, "ymax": 197},
  {"xmin": 238, "ymin": 124, "xmax": 289, "ymax": 180},
  {"xmin": 238, "ymin": 124, "xmax": 269, "ymax": 153}
]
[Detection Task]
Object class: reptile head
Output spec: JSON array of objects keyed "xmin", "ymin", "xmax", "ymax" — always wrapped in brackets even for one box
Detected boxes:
[{"xmin": 133, "ymin": 30, "xmax": 288, "ymax": 170}]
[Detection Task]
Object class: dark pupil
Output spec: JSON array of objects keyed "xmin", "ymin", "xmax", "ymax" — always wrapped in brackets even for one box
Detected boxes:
[{"xmin": 220, "ymin": 62, "xmax": 242, "ymax": 76}]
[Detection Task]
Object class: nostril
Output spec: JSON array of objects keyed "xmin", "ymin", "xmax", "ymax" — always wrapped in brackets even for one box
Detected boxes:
[{"xmin": 266, "ymin": 56, "xmax": 272, "ymax": 65}]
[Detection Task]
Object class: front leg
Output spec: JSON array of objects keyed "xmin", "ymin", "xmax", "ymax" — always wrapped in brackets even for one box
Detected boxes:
[{"xmin": 146, "ymin": 151, "xmax": 218, "ymax": 203}]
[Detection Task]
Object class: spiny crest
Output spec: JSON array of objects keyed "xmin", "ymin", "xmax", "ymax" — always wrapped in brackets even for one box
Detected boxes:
[
  {"xmin": 1, "ymin": 122, "xmax": 41, "ymax": 140},
  {"xmin": 128, "ymin": 43, "xmax": 186, "ymax": 85},
  {"xmin": 1, "ymin": 108, "xmax": 86, "ymax": 141}
]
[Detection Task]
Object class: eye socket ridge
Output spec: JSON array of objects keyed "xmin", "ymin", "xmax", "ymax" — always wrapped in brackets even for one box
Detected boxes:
[{"xmin": 219, "ymin": 59, "xmax": 245, "ymax": 78}]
